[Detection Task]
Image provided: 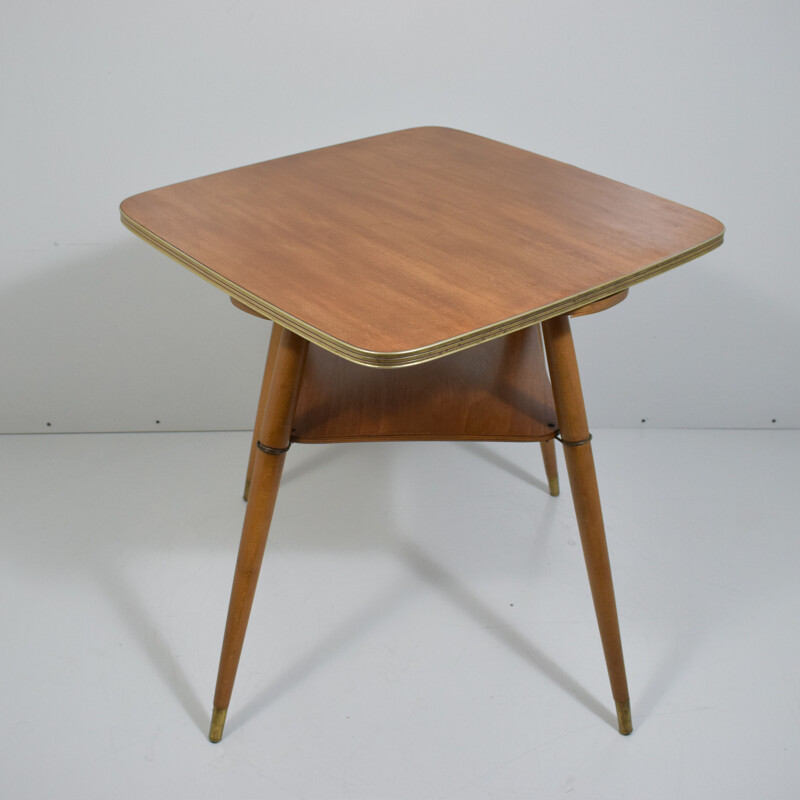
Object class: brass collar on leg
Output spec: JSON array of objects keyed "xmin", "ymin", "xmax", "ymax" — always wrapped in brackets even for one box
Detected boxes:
[
  {"xmin": 256, "ymin": 441, "xmax": 291, "ymax": 456},
  {"xmin": 554, "ymin": 432, "xmax": 593, "ymax": 447}
]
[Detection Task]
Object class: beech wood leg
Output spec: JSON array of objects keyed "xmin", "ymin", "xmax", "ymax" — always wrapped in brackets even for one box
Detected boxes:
[
  {"xmin": 243, "ymin": 323, "xmax": 283, "ymax": 501},
  {"xmin": 210, "ymin": 327, "xmax": 309, "ymax": 742},
  {"xmin": 539, "ymin": 439, "xmax": 559, "ymax": 496},
  {"xmin": 541, "ymin": 314, "xmax": 632, "ymax": 735}
]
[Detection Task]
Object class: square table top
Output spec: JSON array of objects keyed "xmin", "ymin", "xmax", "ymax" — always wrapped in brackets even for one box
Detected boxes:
[{"xmin": 121, "ymin": 127, "xmax": 724, "ymax": 367}]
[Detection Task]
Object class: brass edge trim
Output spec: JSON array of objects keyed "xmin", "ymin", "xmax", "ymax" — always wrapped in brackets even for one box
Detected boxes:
[
  {"xmin": 120, "ymin": 212, "xmax": 342, "ymax": 360},
  {"xmin": 569, "ymin": 288, "xmax": 629, "ymax": 317},
  {"xmin": 121, "ymin": 209, "xmax": 724, "ymax": 368}
]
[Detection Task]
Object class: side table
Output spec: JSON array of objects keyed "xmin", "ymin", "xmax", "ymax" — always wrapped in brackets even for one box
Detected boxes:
[{"xmin": 121, "ymin": 127, "xmax": 724, "ymax": 742}]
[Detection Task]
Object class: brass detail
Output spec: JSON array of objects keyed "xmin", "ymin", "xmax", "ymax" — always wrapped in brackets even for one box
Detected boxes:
[
  {"xmin": 548, "ymin": 476, "xmax": 560, "ymax": 497},
  {"xmin": 615, "ymin": 700, "xmax": 633, "ymax": 735},
  {"xmin": 570, "ymin": 289, "xmax": 629, "ymax": 317},
  {"xmin": 120, "ymin": 209, "xmax": 724, "ymax": 369},
  {"xmin": 256, "ymin": 440, "xmax": 291, "ymax": 456},
  {"xmin": 555, "ymin": 432, "xmax": 593, "ymax": 447},
  {"xmin": 209, "ymin": 707, "xmax": 228, "ymax": 743}
]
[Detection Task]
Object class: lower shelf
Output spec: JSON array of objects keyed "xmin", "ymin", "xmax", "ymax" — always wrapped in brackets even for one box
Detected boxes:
[{"xmin": 291, "ymin": 325, "xmax": 557, "ymax": 443}]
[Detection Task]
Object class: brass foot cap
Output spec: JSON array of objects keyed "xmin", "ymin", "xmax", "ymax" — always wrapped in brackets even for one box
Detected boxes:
[
  {"xmin": 615, "ymin": 700, "xmax": 633, "ymax": 735},
  {"xmin": 209, "ymin": 707, "xmax": 228, "ymax": 743},
  {"xmin": 548, "ymin": 476, "xmax": 560, "ymax": 497}
]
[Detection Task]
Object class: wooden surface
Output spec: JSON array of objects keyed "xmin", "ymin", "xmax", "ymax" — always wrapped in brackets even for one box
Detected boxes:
[
  {"xmin": 242, "ymin": 323, "xmax": 282, "ymax": 501},
  {"xmin": 121, "ymin": 127, "xmax": 724, "ymax": 365},
  {"xmin": 234, "ymin": 291, "xmax": 629, "ymax": 320},
  {"xmin": 291, "ymin": 325, "xmax": 557, "ymax": 442},
  {"xmin": 541, "ymin": 314, "xmax": 631, "ymax": 734},
  {"xmin": 211, "ymin": 326, "xmax": 309, "ymax": 741}
]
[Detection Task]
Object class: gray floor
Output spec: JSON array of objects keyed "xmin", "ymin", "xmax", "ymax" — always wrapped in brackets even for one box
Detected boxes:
[{"xmin": 2, "ymin": 429, "xmax": 798, "ymax": 799}]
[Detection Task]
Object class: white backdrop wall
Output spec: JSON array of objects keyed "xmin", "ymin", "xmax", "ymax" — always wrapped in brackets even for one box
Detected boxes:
[{"xmin": 1, "ymin": 0, "xmax": 798, "ymax": 433}]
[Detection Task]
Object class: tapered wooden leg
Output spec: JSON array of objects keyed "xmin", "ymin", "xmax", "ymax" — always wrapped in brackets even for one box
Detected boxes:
[
  {"xmin": 210, "ymin": 326, "xmax": 309, "ymax": 742},
  {"xmin": 542, "ymin": 314, "xmax": 632, "ymax": 735},
  {"xmin": 243, "ymin": 323, "xmax": 283, "ymax": 501},
  {"xmin": 540, "ymin": 439, "xmax": 559, "ymax": 496}
]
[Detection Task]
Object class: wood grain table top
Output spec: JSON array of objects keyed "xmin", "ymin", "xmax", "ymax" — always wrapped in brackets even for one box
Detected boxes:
[{"xmin": 121, "ymin": 127, "xmax": 724, "ymax": 367}]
